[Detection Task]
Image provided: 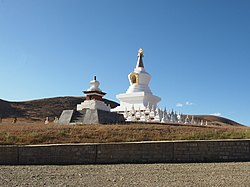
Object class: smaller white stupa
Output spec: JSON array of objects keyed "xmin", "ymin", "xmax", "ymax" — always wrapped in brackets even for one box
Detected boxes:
[
  {"xmin": 59, "ymin": 76, "xmax": 124, "ymax": 125},
  {"xmin": 77, "ymin": 76, "xmax": 111, "ymax": 111},
  {"xmin": 112, "ymin": 48, "xmax": 161, "ymax": 113}
]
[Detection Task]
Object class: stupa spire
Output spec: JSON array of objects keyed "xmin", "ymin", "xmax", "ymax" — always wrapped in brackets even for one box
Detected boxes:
[{"xmin": 136, "ymin": 48, "xmax": 144, "ymax": 68}]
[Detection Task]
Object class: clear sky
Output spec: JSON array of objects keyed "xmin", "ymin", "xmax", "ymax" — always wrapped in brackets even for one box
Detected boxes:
[{"xmin": 0, "ymin": 0, "xmax": 249, "ymax": 126}]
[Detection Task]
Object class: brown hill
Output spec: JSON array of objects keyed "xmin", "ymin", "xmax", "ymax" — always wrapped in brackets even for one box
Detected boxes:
[
  {"xmin": 194, "ymin": 115, "xmax": 243, "ymax": 127},
  {"xmin": 0, "ymin": 97, "xmax": 119, "ymax": 121},
  {"xmin": 0, "ymin": 97, "xmax": 244, "ymax": 126}
]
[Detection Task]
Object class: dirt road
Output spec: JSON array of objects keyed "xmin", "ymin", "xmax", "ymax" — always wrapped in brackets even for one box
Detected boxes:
[{"xmin": 0, "ymin": 162, "xmax": 249, "ymax": 186}]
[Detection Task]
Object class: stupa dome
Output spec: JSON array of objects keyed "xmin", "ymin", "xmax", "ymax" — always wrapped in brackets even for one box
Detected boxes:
[{"xmin": 87, "ymin": 76, "xmax": 102, "ymax": 92}]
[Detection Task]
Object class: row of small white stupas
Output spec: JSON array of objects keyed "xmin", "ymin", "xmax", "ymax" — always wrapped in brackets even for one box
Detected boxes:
[{"xmin": 123, "ymin": 104, "xmax": 208, "ymax": 125}]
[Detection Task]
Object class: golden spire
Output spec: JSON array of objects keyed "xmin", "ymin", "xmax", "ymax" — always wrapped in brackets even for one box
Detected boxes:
[
  {"xmin": 136, "ymin": 48, "xmax": 144, "ymax": 68},
  {"xmin": 138, "ymin": 48, "xmax": 144, "ymax": 56}
]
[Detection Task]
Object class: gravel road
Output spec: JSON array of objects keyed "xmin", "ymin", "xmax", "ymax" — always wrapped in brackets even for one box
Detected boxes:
[{"xmin": 0, "ymin": 162, "xmax": 249, "ymax": 187}]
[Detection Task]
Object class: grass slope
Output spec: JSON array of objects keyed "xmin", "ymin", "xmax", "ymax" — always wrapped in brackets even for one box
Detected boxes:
[{"xmin": 0, "ymin": 120, "xmax": 249, "ymax": 145}]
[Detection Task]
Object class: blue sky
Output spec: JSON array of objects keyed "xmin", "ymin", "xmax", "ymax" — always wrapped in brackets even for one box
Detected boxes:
[{"xmin": 0, "ymin": 0, "xmax": 249, "ymax": 126}]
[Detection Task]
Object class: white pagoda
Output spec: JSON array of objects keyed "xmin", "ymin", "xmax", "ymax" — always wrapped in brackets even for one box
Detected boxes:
[
  {"xmin": 77, "ymin": 76, "xmax": 111, "ymax": 112},
  {"xmin": 59, "ymin": 76, "xmax": 124, "ymax": 125},
  {"xmin": 112, "ymin": 48, "xmax": 161, "ymax": 114}
]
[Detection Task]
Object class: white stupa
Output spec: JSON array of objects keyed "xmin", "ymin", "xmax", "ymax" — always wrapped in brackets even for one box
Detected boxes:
[
  {"xmin": 59, "ymin": 76, "xmax": 125, "ymax": 125},
  {"xmin": 112, "ymin": 48, "xmax": 161, "ymax": 113},
  {"xmin": 77, "ymin": 76, "xmax": 111, "ymax": 112}
]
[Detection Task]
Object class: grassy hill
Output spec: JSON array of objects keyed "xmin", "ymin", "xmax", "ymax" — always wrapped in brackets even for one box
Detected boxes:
[
  {"xmin": 0, "ymin": 97, "xmax": 248, "ymax": 144},
  {"xmin": 0, "ymin": 97, "xmax": 244, "ymax": 126},
  {"xmin": 194, "ymin": 115, "xmax": 243, "ymax": 127},
  {"xmin": 0, "ymin": 123, "xmax": 249, "ymax": 145},
  {"xmin": 0, "ymin": 97, "xmax": 119, "ymax": 121}
]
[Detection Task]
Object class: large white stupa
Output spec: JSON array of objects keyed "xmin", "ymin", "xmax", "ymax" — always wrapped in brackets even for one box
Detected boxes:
[{"xmin": 112, "ymin": 48, "xmax": 161, "ymax": 113}]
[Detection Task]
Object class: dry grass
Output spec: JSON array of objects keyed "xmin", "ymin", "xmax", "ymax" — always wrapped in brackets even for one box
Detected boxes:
[{"xmin": 0, "ymin": 118, "xmax": 249, "ymax": 145}]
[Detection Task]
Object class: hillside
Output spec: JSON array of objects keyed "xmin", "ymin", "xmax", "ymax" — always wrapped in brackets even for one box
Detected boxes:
[
  {"xmin": 0, "ymin": 123, "xmax": 249, "ymax": 145},
  {"xmin": 194, "ymin": 115, "xmax": 243, "ymax": 127},
  {"xmin": 0, "ymin": 97, "xmax": 119, "ymax": 121},
  {"xmin": 0, "ymin": 97, "xmax": 244, "ymax": 126}
]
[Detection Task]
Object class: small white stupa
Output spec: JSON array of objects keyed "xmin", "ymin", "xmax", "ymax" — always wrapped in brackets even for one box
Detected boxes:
[
  {"xmin": 77, "ymin": 76, "xmax": 111, "ymax": 111},
  {"xmin": 112, "ymin": 48, "xmax": 161, "ymax": 113},
  {"xmin": 59, "ymin": 76, "xmax": 124, "ymax": 125}
]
